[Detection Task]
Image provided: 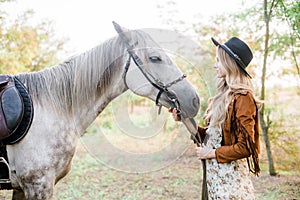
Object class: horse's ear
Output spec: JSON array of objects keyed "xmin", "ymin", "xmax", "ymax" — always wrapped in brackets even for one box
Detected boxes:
[
  {"xmin": 112, "ymin": 21, "xmax": 135, "ymax": 48},
  {"xmin": 112, "ymin": 21, "xmax": 129, "ymax": 34}
]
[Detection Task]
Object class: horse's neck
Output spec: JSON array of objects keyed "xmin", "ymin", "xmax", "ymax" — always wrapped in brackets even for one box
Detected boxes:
[
  {"xmin": 69, "ymin": 48, "xmax": 128, "ymax": 133},
  {"xmin": 18, "ymin": 43, "xmax": 128, "ymax": 135},
  {"xmin": 72, "ymin": 65, "xmax": 127, "ymax": 134}
]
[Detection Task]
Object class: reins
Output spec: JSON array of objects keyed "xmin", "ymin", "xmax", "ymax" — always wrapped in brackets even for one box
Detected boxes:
[{"xmin": 181, "ymin": 118, "xmax": 208, "ymax": 200}]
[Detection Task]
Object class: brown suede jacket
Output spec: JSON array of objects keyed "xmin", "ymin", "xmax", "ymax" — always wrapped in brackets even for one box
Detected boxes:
[{"xmin": 197, "ymin": 91, "xmax": 260, "ymax": 173}]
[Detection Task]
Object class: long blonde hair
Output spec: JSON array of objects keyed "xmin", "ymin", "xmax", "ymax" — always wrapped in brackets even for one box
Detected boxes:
[{"xmin": 205, "ymin": 46, "xmax": 258, "ymax": 127}]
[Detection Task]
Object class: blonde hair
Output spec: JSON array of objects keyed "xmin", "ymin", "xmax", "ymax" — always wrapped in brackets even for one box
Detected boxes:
[{"xmin": 205, "ymin": 46, "xmax": 258, "ymax": 127}]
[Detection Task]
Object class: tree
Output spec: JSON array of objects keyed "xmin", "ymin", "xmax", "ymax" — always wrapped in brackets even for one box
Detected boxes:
[
  {"xmin": 0, "ymin": 0, "xmax": 66, "ymax": 74},
  {"xmin": 259, "ymin": 0, "xmax": 299, "ymax": 175},
  {"xmin": 260, "ymin": 0, "xmax": 278, "ymax": 176}
]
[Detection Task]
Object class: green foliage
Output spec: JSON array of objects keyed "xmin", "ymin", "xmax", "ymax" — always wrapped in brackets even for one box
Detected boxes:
[
  {"xmin": 275, "ymin": 0, "xmax": 300, "ymax": 34},
  {"xmin": 193, "ymin": 0, "xmax": 299, "ymax": 77},
  {"xmin": 0, "ymin": 0, "xmax": 13, "ymax": 3},
  {"xmin": 265, "ymin": 86, "xmax": 300, "ymax": 170},
  {"xmin": 0, "ymin": 1, "xmax": 66, "ymax": 74}
]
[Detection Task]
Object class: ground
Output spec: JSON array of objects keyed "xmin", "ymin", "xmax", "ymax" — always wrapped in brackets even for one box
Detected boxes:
[{"xmin": 0, "ymin": 142, "xmax": 299, "ymax": 200}]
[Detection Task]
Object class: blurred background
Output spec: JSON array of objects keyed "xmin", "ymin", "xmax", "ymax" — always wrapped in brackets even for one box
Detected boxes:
[{"xmin": 0, "ymin": 0, "xmax": 299, "ymax": 199}]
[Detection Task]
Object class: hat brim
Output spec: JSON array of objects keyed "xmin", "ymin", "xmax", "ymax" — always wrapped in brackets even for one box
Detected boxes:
[
  {"xmin": 211, "ymin": 37, "xmax": 221, "ymax": 47},
  {"xmin": 211, "ymin": 37, "xmax": 252, "ymax": 78}
]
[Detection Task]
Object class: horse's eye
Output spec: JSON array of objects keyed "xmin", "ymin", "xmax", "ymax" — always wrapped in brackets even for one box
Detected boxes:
[{"xmin": 149, "ymin": 56, "xmax": 162, "ymax": 62}]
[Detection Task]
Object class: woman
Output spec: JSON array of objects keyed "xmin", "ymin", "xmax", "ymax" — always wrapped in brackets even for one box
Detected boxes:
[{"xmin": 170, "ymin": 37, "xmax": 260, "ymax": 199}]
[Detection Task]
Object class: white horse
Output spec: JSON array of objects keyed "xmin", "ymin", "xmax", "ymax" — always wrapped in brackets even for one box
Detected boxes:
[{"xmin": 4, "ymin": 22, "xmax": 200, "ymax": 199}]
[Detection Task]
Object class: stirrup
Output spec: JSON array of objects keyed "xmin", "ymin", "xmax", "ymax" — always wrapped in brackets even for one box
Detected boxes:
[{"xmin": 0, "ymin": 157, "xmax": 11, "ymax": 183}]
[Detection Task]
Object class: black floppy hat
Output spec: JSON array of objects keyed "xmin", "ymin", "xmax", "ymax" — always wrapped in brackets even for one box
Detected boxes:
[{"xmin": 211, "ymin": 37, "xmax": 253, "ymax": 78}]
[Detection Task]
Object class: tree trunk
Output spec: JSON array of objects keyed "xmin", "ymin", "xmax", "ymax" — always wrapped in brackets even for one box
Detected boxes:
[
  {"xmin": 260, "ymin": 114, "xmax": 277, "ymax": 175},
  {"xmin": 260, "ymin": 0, "xmax": 277, "ymax": 176}
]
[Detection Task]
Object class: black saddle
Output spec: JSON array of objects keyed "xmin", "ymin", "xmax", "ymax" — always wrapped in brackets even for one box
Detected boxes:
[
  {"xmin": 0, "ymin": 75, "xmax": 33, "ymax": 189},
  {"xmin": 0, "ymin": 75, "xmax": 34, "ymax": 144}
]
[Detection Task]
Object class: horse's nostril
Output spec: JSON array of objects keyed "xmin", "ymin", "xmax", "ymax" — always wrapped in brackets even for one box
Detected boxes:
[{"xmin": 193, "ymin": 96, "xmax": 200, "ymax": 109}]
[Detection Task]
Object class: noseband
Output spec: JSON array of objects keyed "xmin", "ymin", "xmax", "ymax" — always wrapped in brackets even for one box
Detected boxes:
[{"xmin": 122, "ymin": 49, "xmax": 186, "ymax": 115}]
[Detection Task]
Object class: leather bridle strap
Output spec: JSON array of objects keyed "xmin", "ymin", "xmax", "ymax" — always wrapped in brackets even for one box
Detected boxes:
[
  {"xmin": 113, "ymin": 21, "xmax": 186, "ymax": 115},
  {"xmin": 123, "ymin": 50, "xmax": 186, "ymax": 114}
]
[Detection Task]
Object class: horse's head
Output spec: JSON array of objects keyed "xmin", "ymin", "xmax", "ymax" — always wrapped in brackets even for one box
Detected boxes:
[{"xmin": 113, "ymin": 22, "xmax": 200, "ymax": 119}]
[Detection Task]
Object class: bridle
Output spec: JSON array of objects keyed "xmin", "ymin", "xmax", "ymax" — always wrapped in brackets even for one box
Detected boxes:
[
  {"xmin": 122, "ymin": 48, "xmax": 186, "ymax": 115},
  {"xmin": 112, "ymin": 22, "xmax": 186, "ymax": 115}
]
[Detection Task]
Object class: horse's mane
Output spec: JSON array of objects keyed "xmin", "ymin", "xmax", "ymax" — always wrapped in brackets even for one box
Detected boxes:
[{"xmin": 16, "ymin": 30, "xmax": 152, "ymax": 116}]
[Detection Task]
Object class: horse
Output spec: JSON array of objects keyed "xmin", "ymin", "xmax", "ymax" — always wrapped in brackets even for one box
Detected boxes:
[{"xmin": 2, "ymin": 22, "xmax": 200, "ymax": 199}]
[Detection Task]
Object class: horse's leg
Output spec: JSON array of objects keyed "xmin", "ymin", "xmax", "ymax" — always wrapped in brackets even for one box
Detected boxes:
[
  {"xmin": 13, "ymin": 170, "xmax": 56, "ymax": 200},
  {"xmin": 12, "ymin": 189, "xmax": 25, "ymax": 200},
  {"xmin": 21, "ymin": 181, "xmax": 54, "ymax": 200}
]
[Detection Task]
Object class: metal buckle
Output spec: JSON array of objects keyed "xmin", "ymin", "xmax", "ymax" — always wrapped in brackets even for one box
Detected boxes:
[{"xmin": 0, "ymin": 157, "xmax": 11, "ymax": 183}]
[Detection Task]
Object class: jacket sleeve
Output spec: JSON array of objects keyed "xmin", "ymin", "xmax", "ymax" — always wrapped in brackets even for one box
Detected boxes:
[{"xmin": 215, "ymin": 94, "xmax": 257, "ymax": 163}]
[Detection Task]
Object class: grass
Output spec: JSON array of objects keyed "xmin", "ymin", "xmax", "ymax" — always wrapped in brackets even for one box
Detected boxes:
[
  {"xmin": 1, "ymin": 136, "xmax": 299, "ymax": 200},
  {"xmin": 60, "ymin": 143, "xmax": 300, "ymax": 200}
]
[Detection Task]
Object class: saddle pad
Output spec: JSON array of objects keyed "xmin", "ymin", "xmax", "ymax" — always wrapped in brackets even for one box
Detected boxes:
[
  {"xmin": 1, "ymin": 87, "xmax": 24, "ymax": 131},
  {"xmin": 2, "ymin": 77, "xmax": 34, "ymax": 144}
]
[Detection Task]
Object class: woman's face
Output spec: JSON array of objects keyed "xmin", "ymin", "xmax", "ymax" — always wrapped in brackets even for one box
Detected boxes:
[{"xmin": 214, "ymin": 55, "xmax": 226, "ymax": 78}]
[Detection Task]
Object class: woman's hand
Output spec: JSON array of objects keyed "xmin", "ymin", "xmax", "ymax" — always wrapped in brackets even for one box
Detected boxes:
[
  {"xmin": 168, "ymin": 107, "xmax": 181, "ymax": 121},
  {"xmin": 196, "ymin": 146, "xmax": 216, "ymax": 160}
]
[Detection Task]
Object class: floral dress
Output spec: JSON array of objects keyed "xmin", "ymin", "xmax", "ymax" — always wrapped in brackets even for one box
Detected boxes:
[{"xmin": 205, "ymin": 124, "xmax": 256, "ymax": 200}]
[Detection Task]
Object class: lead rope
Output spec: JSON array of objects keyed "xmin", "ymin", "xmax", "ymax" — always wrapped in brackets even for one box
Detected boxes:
[{"xmin": 181, "ymin": 118, "xmax": 208, "ymax": 200}]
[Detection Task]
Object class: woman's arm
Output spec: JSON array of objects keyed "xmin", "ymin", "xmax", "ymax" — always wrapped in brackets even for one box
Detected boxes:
[{"xmin": 215, "ymin": 93, "xmax": 257, "ymax": 163}]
